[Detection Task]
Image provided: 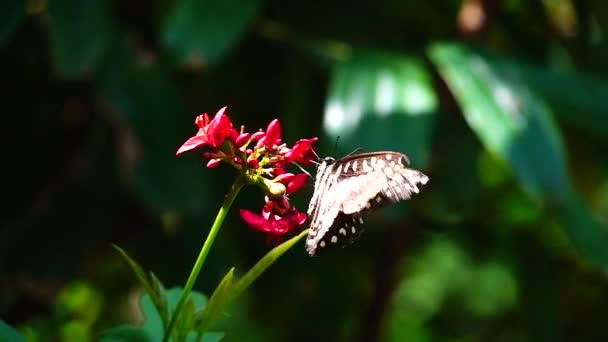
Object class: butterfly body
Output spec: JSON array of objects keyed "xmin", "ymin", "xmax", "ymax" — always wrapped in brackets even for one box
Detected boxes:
[{"xmin": 306, "ymin": 151, "xmax": 429, "ymax": 256}]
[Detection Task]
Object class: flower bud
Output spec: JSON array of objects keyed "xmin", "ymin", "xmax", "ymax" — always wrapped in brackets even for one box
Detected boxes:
[{"xmin": 265, "ymin": 180, "xmax": 286, "ymax": 197}]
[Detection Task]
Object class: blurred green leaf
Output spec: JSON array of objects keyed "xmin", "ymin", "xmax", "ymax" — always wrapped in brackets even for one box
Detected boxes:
[
  {"xmin": 461, "ymin": 261, "xmax": 518, "ymax": 317},
  {"xmin": 101, "ymin": 325, "xmax": 155, "ymax": 342},
  {"xmin": 103, "ymin": 287, "xmax": 213, "ymax": 342},
  {"xmin": 522, "ymin": 64, "xmax": 608, "ymax": 146},
  {"xmin": 324, "ymin": 50, "xmax": 437, "ymax": 166},
  {"xmin": 429, "ymin": 43, "xmax": 568, "ymax": 202},
  {"xmin": 555, "ymin": 188, "xmax": 608, "ymax": 267},
  {"xmin": 162, "ymin": 0, "xmax": 262, "ymax": 67},
  {"xmin": 113, "ymin": 245, "xmax": 168, "ymax": 330},
  {"xmin": 195, "ymin": 268, "xmax": 234, "ymax": 334},
  {"xmin": 430, "ymin": 43, "xmax": 608, "ymax": 268},
  {"xmin": 150, "ymin": 272, "xmax": 169, "ymax": 327},
  {"xmin": 0, "ymin": 320, "xmax": 24, "ymax": 342},
  {"xmin": 229, "ymin": 229, "xmax": 308, "ymax": 305},
  {"xmin": 390, "ymin": 238, "xmax": 471, "ymax": 322},
  {"xmin": 96, "ymin": 39, "xmax": 212, "ymax": 212},
  {"xmin": 0, "ymin": 0, "xmax": 25, "ymax": 46},
  {"xmin": 47, "ymin": 0, "xmax": 112, "ymax": 77},
  {"xmin": 190, "ymin": 332, "xmax": 224, "ymax": 342},
  {"xmin": 197, "ymin": 230, "xmax": 308, "ymax": 332}
]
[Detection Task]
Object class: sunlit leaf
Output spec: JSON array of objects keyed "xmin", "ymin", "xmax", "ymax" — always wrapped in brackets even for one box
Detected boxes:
[
  {"xmin": 162, "ymin": 0, "xmax": 262, "ymax": 67},
  {"xmin": 0, "ymin": 0, "xmax": 25, "ymax": 47},
  {"xmin": 324, "ymin": 50, "xmax": 437, "ymax": 167},
  {"xmin": 429, "ymin": 43, "xmax": 608, "ymax": 268},
  {"xmin": 429, "ymin": 43, "xmax": 569, "ymax": 201},
  {"xmin": 47, "ymin": 0, "xmax": 112, "ymax": 77}
]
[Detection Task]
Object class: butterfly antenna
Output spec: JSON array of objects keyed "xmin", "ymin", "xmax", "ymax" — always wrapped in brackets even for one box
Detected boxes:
[
  {"xmin": 309, "ymin": 146, "xmax": 321, "ymax": 162},
  {"xmin": 346, "ymin": 147, "xmax": 364, "ymax": 156},
  {"xmin": 293, "ymin": 161, "xmax": 315, "ymax": 180},
  {"xmin": 331, "ymin": 136, "xmax": 340, "ymax": 156}
]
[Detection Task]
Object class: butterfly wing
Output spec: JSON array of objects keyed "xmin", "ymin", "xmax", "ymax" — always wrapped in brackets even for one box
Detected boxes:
[{"xmin": 306, "ymin": 152, "xmax": 428, "ymax": 256}]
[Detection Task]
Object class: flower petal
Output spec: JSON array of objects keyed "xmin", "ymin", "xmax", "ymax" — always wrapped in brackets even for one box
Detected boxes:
[
  {"xmin": 206, "ymin": 159, "xmax": 221, "ymax": 168},
  {"xmin": 264, "ymin": 119, "xmax": 281, "ymax": 148},
  {"xmin": 286, "ymin": 173, "xmax": 308, "ymax": 194},
  {"xmin": 208, "ymin": 106, "xmax": 232, "ymax": 148},
  {"xmin": 240, "ymin": 209, "xmax": 271, "ymax": 232},
  {"xmin": 251, "ymin": 131, "xmax": 265, "ymax": 141},
  {"xmin": 284, "ymin": 137, "xmax": 318, "ymax": 164},
  {"xmin": 176, "ymin": 135, "xmax": 211, "ymax": 155},
  {"xmin": 227, "ymin": 128, "xmax": 239, "ymax": 144},
  {"xmin": 273, "ymin": 173, "xmax": 295, "ymax": 184},
  {"xmin": 235, "ymin": 132, "xmax": 251, "ymax": 148}
]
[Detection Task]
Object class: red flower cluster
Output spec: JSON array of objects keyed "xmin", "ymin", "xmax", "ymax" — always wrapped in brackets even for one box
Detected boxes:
[{"xmin": 176, "ymin": 106, "xmax": 317, "ymax": 244}]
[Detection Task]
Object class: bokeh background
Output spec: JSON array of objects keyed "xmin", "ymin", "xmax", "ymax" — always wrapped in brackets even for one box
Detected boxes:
[{"xmin": 2, "ymin": 0, "xmax": 608, "ymax": 341}]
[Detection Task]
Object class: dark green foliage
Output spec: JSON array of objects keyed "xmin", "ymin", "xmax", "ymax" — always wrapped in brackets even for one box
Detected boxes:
[{"xmin": 2, "ymin": 1, "xmax": 608, "ymax": 341}]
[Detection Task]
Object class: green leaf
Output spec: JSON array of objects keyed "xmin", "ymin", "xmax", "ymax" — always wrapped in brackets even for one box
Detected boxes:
[
  {"xmin": 196, "ymin": 229, "xmax": 308, "ymax": 333},
  {"xmin": 555, "ymin": 188, "xmax": 608, "ymax": 267},
  {"xmin": 112, "ymin": 245, "xmax": 167, "ymax": 329},
  {"xmin": 191, "ymin": 332, "xmax": 225, "ymax": 342},
  {"xmin": 96, "ymin": 39, "xmax": 212, "ymax": 212},
  {"xmin": 47, "ymin": 0, "xmax": 112, "ymax": 77},
  {"xmin": 429, "ymin": 43, "xmax": 608, "ymax": 268},
  {"xmin": 429, "ymin": 43, "xmax": 568, "ymax": 202},
  {"xmin": 195, "ymin": 268, "xmax": 235, "ymax": 334},
  {"xmin": 101, "ymin": 325, "xmax": 155, "ymax": 342},
  {"xmin": 522, "ymin": 64, "xmax": 608, "ymax": 146},
  {"xmin": 228, "ymin": 230, "xmax": 308, "ymax": 310},
  {"xmin": 0, "ymin": 0, "xmax": 25, "ymax": 47},
  {"xmin": 0, "ymin": 320, "xmax": 24, "ymax": 342},
  {"xmin": 324, "ymin": 50, "xmax": 437, "ymax": 167},
  {"xmin": 150, "ymin": 272, "xmax": 169, "ymax": 328},
  {"xmin": 162, "ymin": 0, "xmax": 262, "ymax": 67}
]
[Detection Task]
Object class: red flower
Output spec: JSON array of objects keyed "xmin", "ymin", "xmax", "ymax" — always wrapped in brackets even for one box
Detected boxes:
[
  {"xmin": 176, "ymin": 106, "xmax": 232, "ymax": 155},
  {"xmin": 240, "ymin": 203, "xmax": 307, "ymax": 245},
  {"xmin": 264, "ymin": 119, "xmax": 281, "ymax": 148},
  {"xmin": 286, "ymin": 173, "xmax": 308, "ymax": 194},
  {"xmin": 283, "ymin": 137, "xmax": 318, "ymax": 165}
]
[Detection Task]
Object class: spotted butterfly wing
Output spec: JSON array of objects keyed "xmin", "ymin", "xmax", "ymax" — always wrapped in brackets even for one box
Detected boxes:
[{"xmin": 305, "ymin": 151, "xmax": 429, "ymax": 256}]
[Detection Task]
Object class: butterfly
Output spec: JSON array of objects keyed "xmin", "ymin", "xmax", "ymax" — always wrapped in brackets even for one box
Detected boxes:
[{"xmin": 305, "ymin": 151, "xmax": 429, "ymax": 256}]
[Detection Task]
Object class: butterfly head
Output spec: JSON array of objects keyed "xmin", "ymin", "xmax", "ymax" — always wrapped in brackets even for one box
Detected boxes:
[{"xmin": 322, "ymin": 156, "xmax": 336, "ymax": 165}]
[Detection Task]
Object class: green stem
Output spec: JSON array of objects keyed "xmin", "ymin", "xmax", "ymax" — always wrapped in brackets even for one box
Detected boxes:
[{"xmin": 164, "ymin": 178, "xmax": 246, "ymax": 342}]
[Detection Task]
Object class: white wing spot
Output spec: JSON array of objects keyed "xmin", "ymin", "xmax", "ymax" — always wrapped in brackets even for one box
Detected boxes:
[
  {"xmin": 351, "ymin": 226, "xmax": 357, "ymax": 233},
  {"xmin": 370, "ymin": 157, "xmax": 377, "ymax": 167},
  {"xmin": 363, "ymin": 160, "xmax": 372, "ymax": 172},
  {"xmin": 376, "ymin": 196, "xmax": 382, "ymax": 202},
  {"xmin": 390, "ymin": 161, "xmax": 396, "ymax": 168},
  {"xmin": 344, "ymin": 162, "xmax": 350, "ymax": 172},
  {"xmin": 331, "ymin": 235, "xmax": 338, "ymax": 243},
  {"xmin": 375, "ymin": 158, "xmax": 385, "ymax": 169},
  {"xmin": 385, "ymin": 154, "xmax": 392, "ymax": 160},
  {"xmin": 365, "ymin": 202, "xmax": 371, "ymax": 209},
  {"xmin": 358, "ymin": 217, "xmax": 364, "ymax": 224},
  {"xmin": 339, "ymin": 228, "xmax": 347, "ymax": 236},
  {"xmin": 352, "ymin": 160, "xmax": 358, "ymax": 171},
  {"xmin": 320, "ymin": 241, "xmax": 326, "ymax": 247}
]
